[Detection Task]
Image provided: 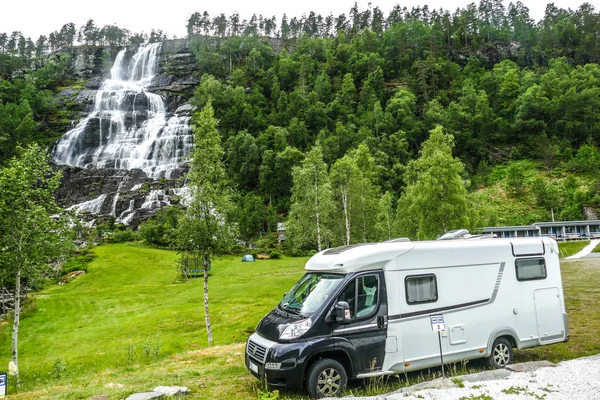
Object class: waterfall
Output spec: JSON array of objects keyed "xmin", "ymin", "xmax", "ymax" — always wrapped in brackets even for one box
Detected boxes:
[
  {"xmin": 53, "ymin": 43, "xmax": 193, "ymax": 179},
  {"xmin": 67, "ymin": 194, "xmax": 108, "ymax": 214},
  {"xmin": 141, "ymin": 190, "xmax": 169, "ymax": 209},
  {"xmin": 117, "ymin": 200, "xmax": 136, "ymax": 225}
]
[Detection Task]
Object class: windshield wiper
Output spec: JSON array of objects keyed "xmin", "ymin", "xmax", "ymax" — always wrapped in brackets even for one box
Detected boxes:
[{"xmin": 280, "ymin": 303, "xmax": 302, "ymax": 315}]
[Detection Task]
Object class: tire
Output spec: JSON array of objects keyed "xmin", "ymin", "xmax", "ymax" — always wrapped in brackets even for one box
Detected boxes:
[
  {"xmin": 306, "ymin": 358, "xmax": 348, "ymax": 399},
  {"xmin": 488, "ymin": 337, "xmax": 514, "ymax": 368}
]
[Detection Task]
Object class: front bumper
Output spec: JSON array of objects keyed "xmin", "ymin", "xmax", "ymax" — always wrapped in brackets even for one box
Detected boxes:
[{"xmin": 245, "ymin": 332, "xmax": 308, "ymax": 389}]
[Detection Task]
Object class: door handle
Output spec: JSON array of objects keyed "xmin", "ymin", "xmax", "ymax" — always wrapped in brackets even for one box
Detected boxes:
[{"xmin": 377, "ymin": 315, "xmax": 388, "ymax": 329}]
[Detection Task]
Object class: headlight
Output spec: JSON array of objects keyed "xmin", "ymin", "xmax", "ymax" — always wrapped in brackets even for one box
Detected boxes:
[{"xmin": 280, "ymin": 318, "xmax": 312, "ymax": 340}]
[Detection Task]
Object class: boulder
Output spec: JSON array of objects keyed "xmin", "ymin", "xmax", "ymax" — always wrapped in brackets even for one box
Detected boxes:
[
  {"xmin": 505, "ymin": 360, "xmax": 556, "ymax": 372},
  {"xmin": 175, "ymin": 104, "xmax": 196, "ymax": 115},
  {"xmin": 86, "ymin": 76, "xmax": 104, "ymax": 90},
  {"xmin": 153, "ymin": 386, "xmax": 190, "ymax": 397},
  {"xmin": 125, "ymin": 392, "xmax": 164, "ymax": 400}
]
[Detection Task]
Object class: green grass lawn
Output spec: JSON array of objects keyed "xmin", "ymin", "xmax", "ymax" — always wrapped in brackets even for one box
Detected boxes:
[
  {"xmin": 0, "ymin": 244, "xmax": 307, "ymax": 399},
  {"xmin": 557, "ymin": 240, "xmax": 590, "ymax": 258},
  {"xmin": 2, "ymin": 244, "xmax": 599, "ymax": 399}
]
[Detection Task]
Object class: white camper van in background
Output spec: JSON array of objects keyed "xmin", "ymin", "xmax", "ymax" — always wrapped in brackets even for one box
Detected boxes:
[{"xmin": 246, "ymin": 236, "xmax": 569, "ymax": 398}]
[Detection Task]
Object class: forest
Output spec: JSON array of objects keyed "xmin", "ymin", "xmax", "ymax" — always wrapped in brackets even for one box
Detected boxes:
[{"xmin": 1, "ymin": 1, "xmax": 600, "ymax": 250}]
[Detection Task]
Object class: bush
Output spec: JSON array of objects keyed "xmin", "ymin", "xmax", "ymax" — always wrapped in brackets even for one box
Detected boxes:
[
  {"xmin": 139, "ymin": 206, "xmax": 183, "ymax": 248},
  {"xmin": 62, "ymin": 249, "xmax": 97, "ymax": 274},
  {"xmin": 268, "ymin": 250, "xmax": 282, "ymax": 259},
  {"xmin": 111, "ymin": 229, "xmax": 138, "ymax": 243}
]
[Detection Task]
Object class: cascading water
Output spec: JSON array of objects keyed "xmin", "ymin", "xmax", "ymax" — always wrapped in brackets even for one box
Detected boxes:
[
  {"xmin": 67, "ymin": 194, "xmax": 108, "ymax": 214},
  {"xmin": 53, "ymin": 43, "xmax": 193, "ymax": 180}
]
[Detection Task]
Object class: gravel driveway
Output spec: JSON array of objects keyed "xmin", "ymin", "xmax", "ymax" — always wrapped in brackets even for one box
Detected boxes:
[{"xmin": 344, "ymin": 354, "xmax": 600, "ymax": 400}]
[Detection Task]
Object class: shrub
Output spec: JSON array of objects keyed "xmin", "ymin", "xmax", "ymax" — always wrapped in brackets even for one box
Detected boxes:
[
  {"xmin": 61, "ymin": 249, "xmax": 97, "ymax": 274},
  {"xmin": 111, "ymin": 229, "xmax": 138, "ymax": 243},
  {"xmin": 139, "ymin": 206, "xmax": 183, "ymax": 248},
  {"xmin": 268, "ymin": 250, "xmax": 282, "ymax": 259}
]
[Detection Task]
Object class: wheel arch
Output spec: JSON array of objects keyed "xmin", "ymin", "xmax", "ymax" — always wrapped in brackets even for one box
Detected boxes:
[
  {"xmin": 303, "ymin": 349, "xmax": 354, "ymax": 386},
  {"xmin": 486, "ymin": 327, "xmax": 520, "ymax": 356}
]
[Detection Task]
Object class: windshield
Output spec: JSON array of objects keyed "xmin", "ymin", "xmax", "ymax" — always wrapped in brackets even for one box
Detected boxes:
[{"xmin": 280, "ymin": 273, "xmax": 345, "ymax": 317}]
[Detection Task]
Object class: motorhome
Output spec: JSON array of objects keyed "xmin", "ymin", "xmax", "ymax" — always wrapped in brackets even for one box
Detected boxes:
[{"xmin": 245, "ymin": 237, "xmax": 569, "ymax": 398}]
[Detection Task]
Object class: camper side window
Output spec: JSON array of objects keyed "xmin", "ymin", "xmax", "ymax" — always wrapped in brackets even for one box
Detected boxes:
[
  {"xmin": 338, "ymin": 275, "xmax": 379, "ymax": 319},
  {"xmin": 515, "ymin": 258, "xmax": 547, "ymax": 281},
  {"xmin": 405, "ymin": 274, "xmax": 438, "ymax": 304}
]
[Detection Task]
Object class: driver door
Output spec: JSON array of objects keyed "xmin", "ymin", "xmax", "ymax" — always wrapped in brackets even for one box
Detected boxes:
[{"xmin": 334, "ymin": 271, "xmax": 388, "ymax": 374}]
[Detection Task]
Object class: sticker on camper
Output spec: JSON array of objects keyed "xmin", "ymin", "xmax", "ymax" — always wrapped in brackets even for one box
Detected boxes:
[
  {"xmin": 345, "ymin": 309, "xmax": 351, "ymax": 319},
  {"xmin": 430, "ymin": 314, "xmax": 446, "ymax": 331}
]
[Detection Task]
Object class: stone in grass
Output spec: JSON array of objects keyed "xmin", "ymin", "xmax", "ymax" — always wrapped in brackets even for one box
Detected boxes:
[
  {"xmin": 154, "ymin": 386, "xmax": 191, "ymax": 397},
  {"xmin": 125, "ymin": 392, "xmax": 164, "ymax": 400},
  {"xmin": 506, "ymin": 360, "xmax": 556, "ymax": 373}
]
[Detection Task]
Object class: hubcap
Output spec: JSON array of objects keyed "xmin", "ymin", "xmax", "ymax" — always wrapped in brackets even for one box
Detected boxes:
[
  {"xmin": 317, "ymin": 367, "xmax": 341, "ymax": 396},
  {"xmin": 493, "ymin": 343, "xmax": 510, "ymax": 366}
]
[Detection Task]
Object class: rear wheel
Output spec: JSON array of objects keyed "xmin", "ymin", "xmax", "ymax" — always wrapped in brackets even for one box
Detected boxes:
[
  {"xmin": 306, "ymin": 358, "xmax": 347, "ymax": 399},
  {"xmin": 488, "ymin": 337, "xmax": 514, "ymax": 368}
]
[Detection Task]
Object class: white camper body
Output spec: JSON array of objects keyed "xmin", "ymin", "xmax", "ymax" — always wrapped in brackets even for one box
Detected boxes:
[
  {"xmin": 246, "ymin": 237, "xmax": 569, "ymax": 398},
  {"xmin": 305, "ymin": 237, "xmax": 568, "ymax": 375}
]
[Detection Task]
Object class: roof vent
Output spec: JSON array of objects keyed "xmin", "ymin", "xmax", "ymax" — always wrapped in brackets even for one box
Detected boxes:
[{"xmin": 437, "ymin": 229, "xmax": 470, "ymax": 240}]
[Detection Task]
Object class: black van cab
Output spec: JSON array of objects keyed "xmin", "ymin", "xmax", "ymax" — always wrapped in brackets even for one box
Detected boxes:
[{"xmin": 245, "ymin": 269, "xmax": 388, "ymax": 398}]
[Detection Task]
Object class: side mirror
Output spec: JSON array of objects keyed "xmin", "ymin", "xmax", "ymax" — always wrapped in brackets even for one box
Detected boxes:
[{"xmin": 333, "ymin": 301, "xmax": 352, "ymax": 324}]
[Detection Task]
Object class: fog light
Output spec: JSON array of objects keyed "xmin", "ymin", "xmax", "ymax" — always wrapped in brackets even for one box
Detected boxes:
[{"xmin": 265, "ymin": 363, "xmax": 282, "ymax": 370}]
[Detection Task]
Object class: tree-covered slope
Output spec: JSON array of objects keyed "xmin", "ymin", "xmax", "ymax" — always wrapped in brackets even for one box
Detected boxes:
[{"xmin": 1, "ymin": 1, "xmax": 600, "ymax": 244}]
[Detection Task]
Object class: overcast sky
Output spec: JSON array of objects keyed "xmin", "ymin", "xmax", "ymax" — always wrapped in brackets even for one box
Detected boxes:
[{"xmin": 1, "ymin": 0, "xmax": 595, "ymax": 40}]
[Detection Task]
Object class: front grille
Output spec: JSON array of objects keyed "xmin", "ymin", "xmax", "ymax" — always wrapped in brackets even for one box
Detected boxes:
[{"xmin": 247, "ymin": 339, "xmax": 268, "ymax": 363}]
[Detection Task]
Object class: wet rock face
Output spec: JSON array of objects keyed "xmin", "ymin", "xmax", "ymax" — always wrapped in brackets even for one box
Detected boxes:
[
  {"xmin": 55, "ymin": 164, "xmax": 189, "ymax": 229},
  {"xmin": 54, "ymin": 165, "xmax": 152, "ymax": 207}
]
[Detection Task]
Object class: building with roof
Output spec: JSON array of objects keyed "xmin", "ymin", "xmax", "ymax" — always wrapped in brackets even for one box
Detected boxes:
[{"xmin": 481, "ymin": 220, "xmax": 600, "ymax": 240}]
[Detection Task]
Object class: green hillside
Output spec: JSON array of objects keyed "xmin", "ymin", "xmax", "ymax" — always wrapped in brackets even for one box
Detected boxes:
[
  {"xmin": 473, "ymin": 160, "xmax": 598, "ymax": 227},
  {"xmin": 2, "ymin": 2, "xmax": 600, "ymax": 244}
]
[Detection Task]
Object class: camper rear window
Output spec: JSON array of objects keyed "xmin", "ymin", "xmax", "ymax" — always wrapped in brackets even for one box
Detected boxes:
[
  {"xmin": 515, "ymin": 258, "xmax": 547, "ymax": 281},
  {"xmin": 405, "ymin": 274, "xmax": 438, "ymax": 304}
]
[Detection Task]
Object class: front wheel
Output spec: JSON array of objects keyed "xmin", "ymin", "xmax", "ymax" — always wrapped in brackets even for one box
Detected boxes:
[
  {"xmin": 306, "ymin": 358, "xmax": 348, "ymax": 399},
  {"xmin": 488, "ymin": 337, "xmax": 514, "ymax": 368}
]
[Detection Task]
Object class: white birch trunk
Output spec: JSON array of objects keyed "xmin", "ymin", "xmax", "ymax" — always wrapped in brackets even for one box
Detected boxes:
[
  {"xmin": 203, "ymin": 254, "xmax": 213, "ymax": 346},
  {"xmin": 360, "ymin": 190, "xmax": 367, "ymax": 243},
  {"xmin": 342, "ymin": 188, "xmax": 350, "ymax": 246},
  {"xmin": 11, "ymin": 268, "xmax": 20, "ymax": 385}
]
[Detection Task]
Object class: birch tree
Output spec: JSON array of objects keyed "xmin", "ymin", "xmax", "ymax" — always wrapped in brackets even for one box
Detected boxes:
[
  {"xmin": 330, "ymin": 154, "xmax": 359, "ymax": 245},
  {"xmin": 287, "ymin": 143, "xmax": 334, "ymax": 252},
  {"xmin": 330, "ymin": 143, "xmax": 380, "ymax": 245},
  {"xmin": 176, "ymin": 101, "xmax": 234, "ymax": 346},
  {"xmin": 396, "ymin": 126, "xmax": 470, "ymax": 239},
  {"xmin": 375, "ymin": 191, "xmax": 395, "ymax": 241},
  {"xmin": 0, "ymin": 144, "xmax": 72, "ymax": 384},
  {"xmin": 348, "ymin": 144, "xmax": 379, "ymax": 243}
]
